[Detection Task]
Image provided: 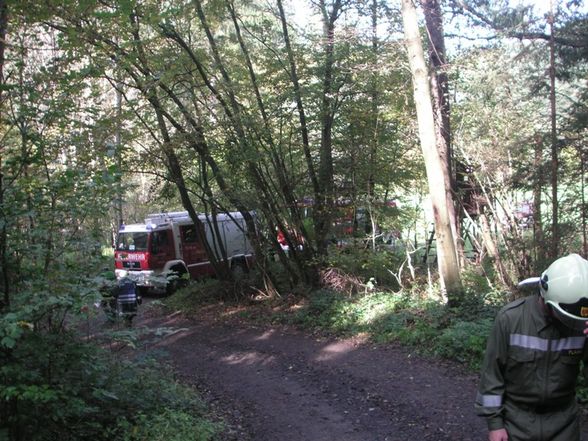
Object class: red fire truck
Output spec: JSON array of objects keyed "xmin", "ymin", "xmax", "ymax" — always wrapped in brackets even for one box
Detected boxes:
[{"xmin": 114, "ymin": 211, "xmax": 254, "ymax": 293}]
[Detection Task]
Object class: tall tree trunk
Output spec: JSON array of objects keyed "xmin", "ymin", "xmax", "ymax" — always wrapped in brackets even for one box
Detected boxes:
[
  {"xmin": 314, "ymin": 0, "xmax": 342, "ymax": 257},
  {"xmin": 549, "ymin": 1, "xmax": 559, "ymax": 259},
  {"xmin": 421, "ymin": 0, "xmax": 451, "ymax": 159},
  {"xmin": 401, "ymin": 0, "xmax": 463, "ymax": 305},
  {"xmin": 368, "ymin": 0, "xmax": 378, "ymax": 199},
  {"xmin": 421, "ymin": 0, "xmax": 463, "ymax": 265},
  {"xmin": 276, "ymin": 0, "xmax": 319, "ymax": 198},
  {"xmin": 0, "ymin": 0, "xmax": 8, "ymax": 310},
  {"xmin": 581, "ymin": 147, "xmax": 587, "ymax": 257},
  {"xmin": 115, "ymin": 80, "xmax": 124, "ymax": 228}
]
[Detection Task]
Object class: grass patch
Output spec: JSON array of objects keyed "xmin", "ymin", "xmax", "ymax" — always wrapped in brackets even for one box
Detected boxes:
[{"xmin": 121, "ymin": 408, "xmax": 219, "ymax": 441}]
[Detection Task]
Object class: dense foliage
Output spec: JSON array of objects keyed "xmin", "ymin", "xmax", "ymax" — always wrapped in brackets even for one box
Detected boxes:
[{"xmin": 1, "ymin": 327, "xmax": 219, "ymax": 440}]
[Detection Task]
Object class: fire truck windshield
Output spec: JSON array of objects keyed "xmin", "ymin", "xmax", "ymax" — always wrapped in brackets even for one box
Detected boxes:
[{"xmin": 116, "ymin": 232, "xmax": 148, "ymax": 252}]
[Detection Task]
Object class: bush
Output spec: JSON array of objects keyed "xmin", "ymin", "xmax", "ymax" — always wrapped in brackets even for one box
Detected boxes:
[
  {"xmin": 435, "ymin": 319, "xmax": 494, "ymax": 370},
  {"xmin": 0, "ymin": 326, "xmax": 220, "ymax": 441},
  {"xmin": 290, "ymin": 289, "xmax": 354, "ymax": 332},
  {"xmin": 328, "ymin": 248, "xmax": 404, "ymax": 288},
  {"xmin": 163, "ymin": 279, "xmax": 225, "ymax": 314}
]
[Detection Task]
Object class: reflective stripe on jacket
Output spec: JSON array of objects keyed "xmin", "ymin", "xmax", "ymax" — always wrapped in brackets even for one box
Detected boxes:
[
  {"xmin": 116, "ymin": 279, "xmax": 137, "ymax": 305},
  {"xmin": 475, "ymin": 295, "xmax": 588, "ymax": 431}
]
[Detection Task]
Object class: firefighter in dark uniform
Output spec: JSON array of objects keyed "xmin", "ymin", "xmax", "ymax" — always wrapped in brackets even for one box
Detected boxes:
[{"xmin": 475, "ymin": 254, "xmax": 588, "ymax": 441}]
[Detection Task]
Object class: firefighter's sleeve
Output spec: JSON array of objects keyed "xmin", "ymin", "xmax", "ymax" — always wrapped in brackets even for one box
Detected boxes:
[{"xmin": 475, "ymin": 312, "xmax": 508, "ymax": 431}]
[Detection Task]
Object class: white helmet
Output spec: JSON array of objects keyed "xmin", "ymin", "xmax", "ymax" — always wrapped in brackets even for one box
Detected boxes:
[{"xmin": 540, "ymin": 253, "xmax": 588, "ymax": 331}]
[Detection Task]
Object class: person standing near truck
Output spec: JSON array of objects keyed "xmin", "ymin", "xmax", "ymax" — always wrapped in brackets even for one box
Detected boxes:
[
  {"xmin": 98, "ymin": 271, "xmax": 140, "ymax": 325},
  {"xmin": 114, "ymin": 276, "xmax": 140, "ymax": 325},
  {"xmin": 475, "ymin": 254, "xmax": 588, "ymax": 441}
]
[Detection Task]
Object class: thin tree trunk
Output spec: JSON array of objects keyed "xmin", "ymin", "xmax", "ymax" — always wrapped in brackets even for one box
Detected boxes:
[
  {"xmin": 161, "ymin": 12, "xmax": 266, "ymax": 274},
  {"xmin": 0, "ymin": 0, "xmax": 8, "ymax": 309},
  {"xmin": 581, "ymin": 147, "xmax": 587, "ymax": 257},
  {"xmin": 276, "ymin": 0, "xmax": 340, "ymax": 259},
  {"xmin": 314, "ymin": 0, "xmax": 341, "ymax": 257},
  {"xmin": 129, "ymin": 11, "xmax": 231, "ymax": 278},
  {"xmin": 401, "ymin": 0, "xmax": 462, "ymax": 305},
  {"xmin": 153, "ymin": 96, "xmax": 230, "ymax": 279},
  {"xmin": 368, "ymin": 0, "xmax": 378, "ymax": 200},
  {"xmin": 366, "ymin": 0, "xmax": 379, "ymax": 250},
  {"xmin": 276, "ymin": 0, "xmax": 319, "ymax": 198},
  {"xmin": 192, "ymin": 1, "xmax": 318, "ymax": 283},
  {"xmin": 227, "ymin": 0, "xmax": 313, "ymax": 259},
  {"xmin": 549, "ymin": 1, "xmax": 558, "ymax": 258},
  {"xmin": 115, "ymin": 81, "xmax": 124, "ymax": 228},
  {"xmin": 479, "ymin": 212, "xmax": 512, "ymax": 287}
]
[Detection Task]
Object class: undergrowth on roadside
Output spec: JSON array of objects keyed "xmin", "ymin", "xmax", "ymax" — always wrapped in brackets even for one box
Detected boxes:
[
  {"xmin": 271, "ymin": 287, "xmax": 500, "ymax": 371},
  {"xmin": 1, "ymin": 327, "xmax": 221, "ymax": 441},
  {"xmin": 164, "ymin": 279, "xmax": 232, "ymax": 314},
  {"xmin": 162, "ymin": 260, "xmax": 507, "ymax": 372},
  {"xmin": 242, "ymin": 253, "xmax": 508, "ymax": 372}
]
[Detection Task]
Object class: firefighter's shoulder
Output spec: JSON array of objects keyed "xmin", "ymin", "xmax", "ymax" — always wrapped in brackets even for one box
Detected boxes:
[{"xmin": 498, "ymin": 296, "xmax": 528, "ymax": 315}]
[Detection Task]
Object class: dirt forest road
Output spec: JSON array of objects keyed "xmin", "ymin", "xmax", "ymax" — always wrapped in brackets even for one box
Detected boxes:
[{"xmin": 131, "ymin": 303, "xmax": 588, "ymax": 441}]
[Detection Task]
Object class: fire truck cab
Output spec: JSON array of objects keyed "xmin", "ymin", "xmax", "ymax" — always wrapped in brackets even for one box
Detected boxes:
[{"xmin": 114, "ymin": 211, "xmax": 254, "ymax": 293}]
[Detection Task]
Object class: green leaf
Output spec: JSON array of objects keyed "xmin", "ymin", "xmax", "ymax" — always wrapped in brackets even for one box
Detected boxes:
[{"xmin": 1, "ymin": 336, "xmax": 16, "ymax": 349}]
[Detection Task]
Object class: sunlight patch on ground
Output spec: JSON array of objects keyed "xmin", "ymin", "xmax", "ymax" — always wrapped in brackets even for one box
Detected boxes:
[
  {"xmin": 162, "ymin": 310, "xmax": 185, "ymax": 321},
  {"xmin": 219, "ymin": 305, "xmax": 249, "ymax": 318},
  {"xmin": 221, "ymin": 351, "xmax": 276, "ymax": 366},
  {"xmin": 314, "ymin": 335, "xmax": 369, "ymax": 362},
  {"xmin": 253, "ymin": 330, "xmax": 276, "ymax": 341},
  {"xmin": 152, "ymin": 327, "xmax": 193, "ymax": 345},
  {"xmin": 281, "ymin": 297, "xmax": 309, "ymax": 312},
  {"xmin": 283, "ymin": 303, "xmax": 305, "ymax": 311}
]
